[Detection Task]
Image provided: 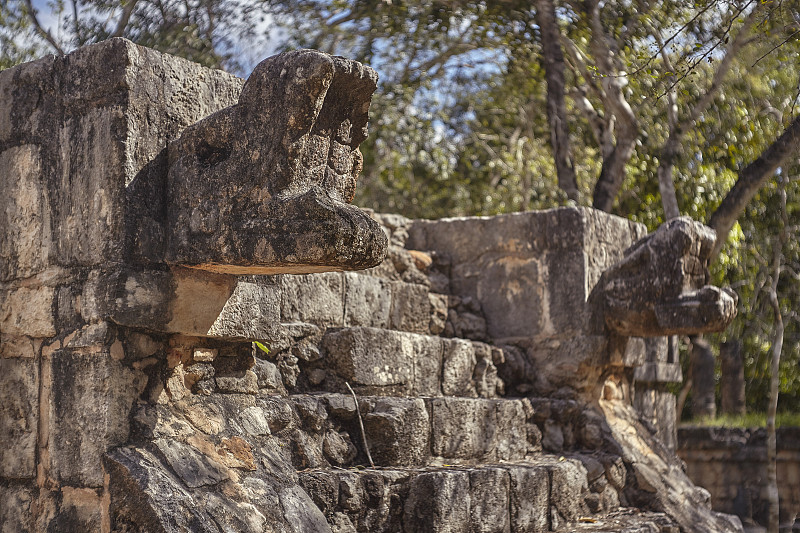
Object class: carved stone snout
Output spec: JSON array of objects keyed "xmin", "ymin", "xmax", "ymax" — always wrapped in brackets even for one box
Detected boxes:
[
  {"xmin": 601, "ymin": 217, "xmax": 737, "ymax": 336},
  {"xmin": 166, "ymin": 49, "xmax": 387, "ymax": 274}
]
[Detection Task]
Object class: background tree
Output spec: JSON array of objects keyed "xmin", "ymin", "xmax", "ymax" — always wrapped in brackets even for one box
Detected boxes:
[{"xmin": 2, "ymin": 0, "xmax": 799, "ymax": 415}]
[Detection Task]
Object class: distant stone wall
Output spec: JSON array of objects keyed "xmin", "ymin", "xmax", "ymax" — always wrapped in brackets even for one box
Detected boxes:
[{"xmin": 678, "ymin": 426, "xmax": 800, "ymax": 527}]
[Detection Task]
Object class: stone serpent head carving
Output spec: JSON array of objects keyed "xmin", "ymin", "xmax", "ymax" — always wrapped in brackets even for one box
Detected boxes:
[
  {"xmin": 166, "ymin": 49, "xmax": 387, "ymax": 274},
  {"xmin": 601, "ymin": 217, "xmax": 737, "ymax": 336}
]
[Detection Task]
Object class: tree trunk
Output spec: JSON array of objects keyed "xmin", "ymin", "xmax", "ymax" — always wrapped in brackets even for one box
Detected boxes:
[
  {"xmin": 535, "ymin": 0, "xmax": 578, "ymax": 202},
  {"xmin": 766, "ymin": 299, "xmax": 783, "ymax": 533},
  {"xmin": 584, "ymin": 0, "xmax": 638, "ymax": 213},
  {"xmin": 709, "ymin": 113, "xmax": 800, "ymax": 258},
  {"xmin": 720, "ymin": 340, "xmax": 746, "ymax": 416},
  {"xmin": 690, "ymin": 336, "xmax": 716, "ymax": 420},
  {"xmin": 765, "ymin": 179, "xmax": 787, "ymax": 533}
]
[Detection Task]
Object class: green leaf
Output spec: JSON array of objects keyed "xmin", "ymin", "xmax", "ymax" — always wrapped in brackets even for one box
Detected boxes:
[{"xmin": 253, "ymin": 341, "xmax": 270, "ymax": 355}]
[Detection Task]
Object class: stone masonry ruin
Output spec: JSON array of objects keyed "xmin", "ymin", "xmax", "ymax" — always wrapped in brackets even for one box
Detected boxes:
[{"xmin": 1, "ymin": 39, "xmax": 741, "ymax": 532}]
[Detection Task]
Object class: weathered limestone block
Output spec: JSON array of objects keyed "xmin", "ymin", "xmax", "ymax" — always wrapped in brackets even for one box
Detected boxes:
[
  {"xmin": 0, "ymin": 482, "xmax": 34, "ymax": 533},
  {"xmin": 49, "ymin": 347, "xmax": 145, "ymax": 487},
  {"xmin": 0, "ymin": 358, "xmax": 38, "ymax": 478},
  {"xmin": 166, "ymin": 49, "xmax": 387, "ymax": 274},
  {"xmin": 281, "ymin": 272, "xmax": 345, "ymax": 327},
  {"xmin": 547, "ymin": 458, "xmax": 590, "ymax": 525},
  {"xmin": 0, "ymin": 285, "xmax": 57, "ymax": 337},
  {"xmin": 468, "ymin": 468, "xmax": 511, "ymax": 533},
  {"xmin": 363, "ymin": 397, "xmax": 430, "ymax": 466},
  {"xmin": 389, "ymin": 280, "xmax": 431, "ymax": 334},
  {"xmin": 441, "ymin": 339, "xmax": 478, "ymax": 397},
  {"xmin": 0, "ymin": 38, "xmax": 243, "ymax": 274},
  {"xmin": 80, "ymin": 267, "xmax": 283, "ymax": 339},
  {"xmin": 428, "ymin": 398, "xmax": 528, "ymax": 461},
  {"xmin": 404, "ymin": 470, "xmax": 470, "ymax": 533},
  {"xmin": 343, "ymin": 272, "xmax": 391, "ymax": 328},
  {"xmin": 0, "ymin": 145, "xmax": 50, "ymax": 281},
  {"xmin": 601, "ymin": 217, "xmax": 737, "ymax": 336},
  {"xmin": 322, "ymin": 327, "xmax": 442, "ymax": 395},
  {"xmin": 507, "ymin": 464, "xmax": 550, "ymax": 533}
]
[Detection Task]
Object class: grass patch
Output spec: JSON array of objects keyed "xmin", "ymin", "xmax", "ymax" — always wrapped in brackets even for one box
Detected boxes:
[{"xmin": 682, "ymin": 412, "xmax": 800, "ymax": 428}]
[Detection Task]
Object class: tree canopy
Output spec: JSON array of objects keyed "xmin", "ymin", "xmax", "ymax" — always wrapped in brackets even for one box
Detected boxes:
[{"xmin": 2, "ymin": 0, "xmax": 799, "ymax": 412}]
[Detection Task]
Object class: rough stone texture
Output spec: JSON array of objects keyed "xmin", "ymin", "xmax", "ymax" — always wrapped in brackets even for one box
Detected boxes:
[
  {"xmin": 363, "ymin": 397, "xmax": 430, "ymax": 466},
  {"xmin": 404, "ymin": 470, "xmax": 470, "ymax": 533},
  {"xmin": 0, "ymin": 482, "xmax": 34, "ymax": 533},
  {"xmin": 678, "ymin": 426, "xmax": 800, "ymax": 529},
  {"xmin": 0, "ymin": 38, "xmax": 243, "ymax": 273},
  {"xmin": 343, "ymin": 272, "xmax": 391, "ymax": 328},
  {"xmin": 49, "ymin": 347, "xmax": 145, "ymax": 487},
  {"xmin": 600, "ymin": 217, "xmax": 737, "ymax": 336},
  {"xmin": 322, "ymin": 326, "xmax": 443, "ymax": 395},
  {"xmin": 508, "ymin": 464, "xmax": 550, "ymax": 533},
  {"xmin": 0, "ymin": 357, "xmax": 38, "ymax": 478},
  {"xmin": 166, "ymin": 49, "xmax": 387, "ymax": 273},
  {"xmin": 601, "ymin": 400, "xmax": 743, "ymax": 533},
  {"xmin": 406, "ymin": 207, "xmax": 645, "ymax": 341}
]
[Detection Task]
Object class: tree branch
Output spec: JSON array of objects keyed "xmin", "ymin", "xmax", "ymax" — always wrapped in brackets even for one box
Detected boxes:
[
  {"xmin": 112, "ymin": 0, "xmax": 139, "ymax": 38},
  {"xmin": 656, "ymin": 1, "xmax": 764, "ymax": 220},
  {"xmin": 584, "ymin": 0, "xmax": 639, "ymax": 212},
  {"xmin": 23, "ymin": 0, "xmax": 65, "ymax": 55},
  {"xmin": 709, "ymin": 113, "xmax": 800, "ymax": 258}
]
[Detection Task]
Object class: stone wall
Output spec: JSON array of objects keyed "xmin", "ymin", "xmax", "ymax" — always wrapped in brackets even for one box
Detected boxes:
[
  {"xmin": 0, "ymin": 38, "xmax": 245, "ymax": 531},
  {"xmin": 678, "ymin": 426, "xmax": 800, "ymax": 529}
]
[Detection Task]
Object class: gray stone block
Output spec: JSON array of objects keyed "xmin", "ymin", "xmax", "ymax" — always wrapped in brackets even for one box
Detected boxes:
[
  {"xmin": 0, "ymin": 285, "xmax": 56, "ymax": 337},
  {"xmin": 0, "ymin": 358, "xmax": 38, "ymax": 478},
  {"xmin": 0, "ymin": 38, "xmax": 242, "ymax": 272},
  {"xmin": 322, "ymin": 327, "xmax": 442, "ymax": 395},
  {"xmin": 389, "ymin": 281, "xmax": 431, "ymax": 334},
  {"xmin": 547, "ymin": 458, "xmax": 589, "ymax": 523},
  {"xmin": 364, "ymin": 397, "xmax": 430, "ymax": 466},
  {"xmin": 0, "ymin": 482, "xmax": 34, "ymax": 533},
  {"xmin": 469, "ymin": 468, "xmax": 511, "ymax": 533},
  {"xmin": 0, "ymin": 145, "xmax": 50, "ymax": 281},
  {"xmin": 281, "ymin": 273, "xmax": 345, "ymax": 327},
  {"xmin": 507, "ymin": 464, "xmax": 549, "ymax": 533},
  {"xmin": 404, "ymin": 470, "xmax": 470, "ymax": 533},
  {"xmin": 441, "ymin": 339, "xmax": 478, "ymax": 397},
  {"xmin": 343, "ymin": 272, "xmax": 391, "ymax": 328},
  {"xmin": 49, "ymin": 348, "xmax": 144, "ymax": 487},
  {"xmin": 429, "ymin": 398, "xmax": 528, "ymax": 461}
]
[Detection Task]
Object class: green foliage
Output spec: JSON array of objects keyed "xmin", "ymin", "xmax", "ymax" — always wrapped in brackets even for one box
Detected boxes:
[
  {"xmin": 253, "ymin": 341, "xmax": 270, "ymax": 355},
  {"xmin": 684, "ymin": 411, "xmax": 800, "ymax": 429}
]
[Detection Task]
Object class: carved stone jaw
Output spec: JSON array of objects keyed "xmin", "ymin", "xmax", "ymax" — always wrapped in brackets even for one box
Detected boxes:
[
  {"xmin": 165, "ymin": 50, "xmax": 387, "ymax": 274},
  {"xmin": 601, "ymin": 217, "xmax": 738, "ymax": 337}
]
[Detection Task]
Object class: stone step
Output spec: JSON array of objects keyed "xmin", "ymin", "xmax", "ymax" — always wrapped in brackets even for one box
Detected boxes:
[
  {"xmin": 315, "ymin": 326, "xmax": 504, "ymax": 398},
  {"xmin": 311, "ymin": 393, "xmax": 541, "ymax": 466},
  {"xmin": 278, "ymin": 271, "xmax": 445, "ymax": 336},
  {"xmin": 298, "ymin": 457, "xmax": 624, "ymax": 533},
  {"xmin": 552, "ymin": 509, "xmax": 678, "ymax": 533}
]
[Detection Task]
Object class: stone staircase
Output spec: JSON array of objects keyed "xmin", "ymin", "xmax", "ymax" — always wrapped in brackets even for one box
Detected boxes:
[{"xmin": 103, "ymin": 209, "xmax": 744, "ymax": 533}]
